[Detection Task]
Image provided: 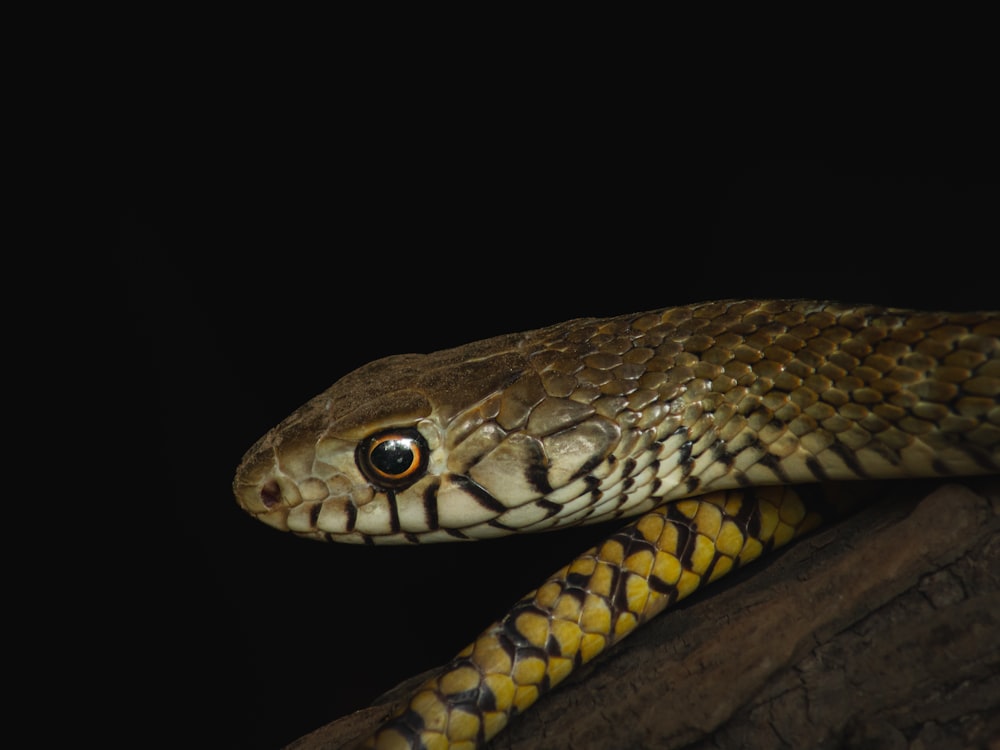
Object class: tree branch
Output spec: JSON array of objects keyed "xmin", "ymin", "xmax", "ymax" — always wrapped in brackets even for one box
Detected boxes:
[{"xmin": 288, "ymin": 479, "xmax": 1000, "ymax": 749}]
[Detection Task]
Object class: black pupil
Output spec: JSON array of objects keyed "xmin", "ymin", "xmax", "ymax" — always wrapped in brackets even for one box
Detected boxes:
[{"xmin": 371, "ymin": 439, "xmax": 414, "ymax": 476}]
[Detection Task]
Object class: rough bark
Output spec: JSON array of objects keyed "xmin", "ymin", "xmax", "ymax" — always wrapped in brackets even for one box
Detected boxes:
[{"xmin": 288, "ymin": 479, "xmax": 1000, "ymax": 750}]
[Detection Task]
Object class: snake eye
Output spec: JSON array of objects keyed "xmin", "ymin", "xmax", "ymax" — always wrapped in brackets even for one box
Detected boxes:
[{"xmin": 356, "ymin": 428, "xmax": 429, "ymax": 490}]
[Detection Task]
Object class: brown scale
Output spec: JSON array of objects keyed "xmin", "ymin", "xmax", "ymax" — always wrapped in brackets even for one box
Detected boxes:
[{"xmin": 232, "ymin": 300, "xmax": 1000, "ymax": 748}]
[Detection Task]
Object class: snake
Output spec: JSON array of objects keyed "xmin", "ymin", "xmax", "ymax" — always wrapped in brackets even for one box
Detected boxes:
[{"xmin": 232, "ymin": 299, "xmax": 1000, "ymax": 749}]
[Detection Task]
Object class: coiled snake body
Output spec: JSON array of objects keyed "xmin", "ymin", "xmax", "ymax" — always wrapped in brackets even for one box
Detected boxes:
[{"xmin": 234, "ymin": 300, "xmax": 1000, "ymax": 749}]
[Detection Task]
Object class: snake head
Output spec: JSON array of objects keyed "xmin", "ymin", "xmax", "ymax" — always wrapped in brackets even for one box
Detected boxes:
[
  {"xmin": 232, "ymin": 348, "xmax": 451, "ymax": 544},
  {"xmin": 234, "ymin": 330, "xmax": 631, "ymax": 543},
  {"xmin": 236, "ymin": 301, "xmax": 1000, "ymax": 545}
]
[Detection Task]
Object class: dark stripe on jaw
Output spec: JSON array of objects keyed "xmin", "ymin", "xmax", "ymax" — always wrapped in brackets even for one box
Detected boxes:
[
  {"xmin": 386, "ymin": 490, "xmax": 401, "ymax": 533},
  {"xmin": 827, "ymin": 442, "xmax": 869, "ymax": 479},
  {"xmin": 757, "ymin": 453, "xmax": 791, "ymax": 483},
  {"xmin": 866, "ymin": 439, "xmax": 902, "ymax": 467},
  {"xmin": 621, "ymin": 457, "xmax": 637, "ymax": 480},
  {"xmin": 404, "ymin": 532, "xmax": 420, "ymax": 544},
  {"xmin": 711, "ymin": 442, "xmax": 734, "ymax": 468},
  {"xmin": 929, "ymin": 443, "xmax": 998, "ymax": 474},
  {"xmin": 678, "ymin": 440, "xmax": 694, "ymax": 468},
  {"xmin": 526, "ymin": 462, "xmax": 554, "ymax": 495},
  {"xmin": 677, "ymin": 440, "xmax": 694, "ymax": 479},
  {"xmin": 450, "ymin": 475, "xmax": 509, "ymax": 513},
  {"xmin": 537, "ymin": 499, "xmax": 562, "ymax": 518},
  {"xmin": 423, "ymin": 480, "xmax": 440, "ymax": 530},
  {"xmin": 344, "ymin": 500, "xmax": 357, "ymax": 532},
  {"xmin": 570, "ymin": 453, "xmax": 606, "ymax": 482},
  {"xmin": 309, "ymin": 503, "xmax": 321, "ymax": 528},
  {"xmin": 806, "ymin": 456, "xmax": 829, "ymax": 481}
]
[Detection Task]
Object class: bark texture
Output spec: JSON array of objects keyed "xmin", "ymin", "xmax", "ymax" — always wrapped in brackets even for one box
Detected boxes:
[{"xmin": 288, "ymin": 479, "xmax": 1000, "ymax": 750}]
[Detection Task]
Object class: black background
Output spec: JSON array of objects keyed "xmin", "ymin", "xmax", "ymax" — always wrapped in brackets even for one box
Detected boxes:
[{"xmin": 119, "ymin": 133, "xmax": 997, "ymax": 749}]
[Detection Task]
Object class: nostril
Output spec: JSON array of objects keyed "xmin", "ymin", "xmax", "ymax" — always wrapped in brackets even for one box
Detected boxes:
[{"xmin": 260, "ymin": 479, "xmax": 282, "ymax": 509}]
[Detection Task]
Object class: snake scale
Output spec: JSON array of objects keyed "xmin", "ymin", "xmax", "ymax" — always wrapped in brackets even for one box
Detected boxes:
[{"xmin": 233, "ymin": 299, "xmax": 1000, "ymax": 749}]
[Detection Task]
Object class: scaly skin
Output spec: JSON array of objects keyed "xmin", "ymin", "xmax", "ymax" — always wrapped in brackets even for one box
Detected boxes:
[
  {"xmin": 363, "ymin": 485, "xmax": 830, "ymax": 749},
  {"xmin": 232, "ymin": 300, "xmax": 1000, "ymax": 748}
]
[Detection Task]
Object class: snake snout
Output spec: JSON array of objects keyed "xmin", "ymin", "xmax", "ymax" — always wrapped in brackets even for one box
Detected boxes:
[
  {"xmin": 259, "ymin": 479, "xmax": 282, "ymax": 508},
  {"xmin": 233, "ymin": 450, "xmax": 297, "ymax": 521},
  {"xmin": 234, "ymin": 430, "xmax": 380, "ymax": 539}
]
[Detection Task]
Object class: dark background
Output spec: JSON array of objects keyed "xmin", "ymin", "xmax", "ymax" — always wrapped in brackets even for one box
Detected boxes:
[{"xmin": 119, "ymin": 140, "xmax": 997, "ymax": 748}]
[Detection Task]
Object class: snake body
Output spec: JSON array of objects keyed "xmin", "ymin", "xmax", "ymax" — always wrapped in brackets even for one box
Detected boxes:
[{"xmin": 233, "ymin": 300, "xmax": 1000, "ymax": 749}]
